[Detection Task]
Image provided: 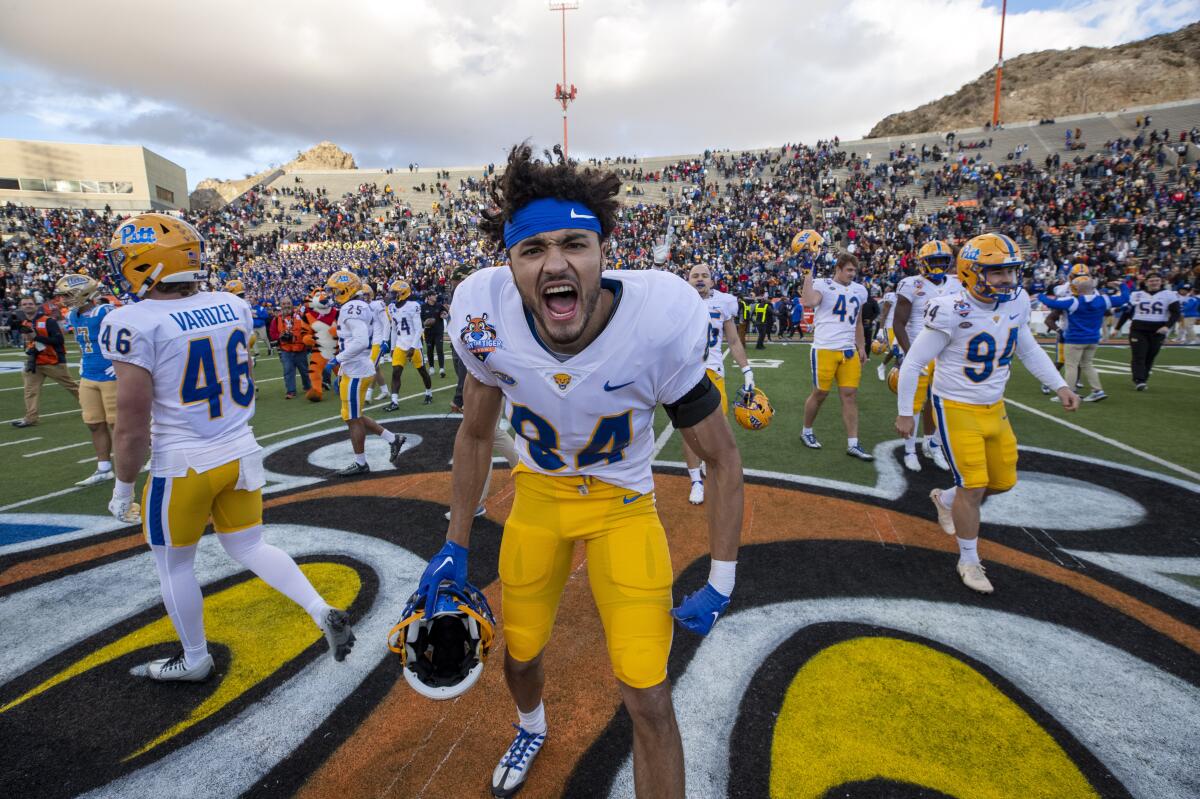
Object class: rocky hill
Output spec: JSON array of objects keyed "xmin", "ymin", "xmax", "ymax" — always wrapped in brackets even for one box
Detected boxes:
[
  {"xmin": 869, "ymin": 22, "xmax": 1200, "ymax": 138},
  {"xmin": 189, "ymin": 141, "xmax": 356, "ymax": 210}
]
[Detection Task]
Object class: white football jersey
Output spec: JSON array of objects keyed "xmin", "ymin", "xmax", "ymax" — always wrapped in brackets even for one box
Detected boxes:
[
  {"xmin": 336, "ymin": 299, "xmax": 375, "ymax": 378},
  {"xmin": 1129, "ymin": 289, "xmax": 1179, "ymax": 323},
  {"xmin": 811, "ymin": 278, "xmax": 869, "ymax": 349},
  {"xmin": 450, "ymin": 267, "xmax": 709, "ymax": 494},
  {"xmin": 897, "ymin": 274, "xmax": 962, "ymax": 348},
  {"xmin": 100, "ymin": 291, "xmax": 259, "ymax": 476},
  {"xmin": 882, "ymin": 291, "xmax": 897, "ymax": 329},
  {"xmin": 389, "ymin": 300, "xmax": 424, "ymax": 351},
  {"xmin": 702, "ymin": 290, "xmax": 739, "ymax": 377},
  {"xmin": 369, "ymin": 299, "xmax": 391, "ymax": 346},
  {"xmin": 925, "ymin": 289, "xmax": 1032, "ymax": 405}
]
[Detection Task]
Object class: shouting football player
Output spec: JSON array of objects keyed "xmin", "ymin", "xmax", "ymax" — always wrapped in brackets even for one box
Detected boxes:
[
  {"xmin": 895, "ymin": 233, "xmax": 1080, "ymax": 594},
  {"xmin": 417, "ymin": 144, "xmax": 744, "ymax": 798}
]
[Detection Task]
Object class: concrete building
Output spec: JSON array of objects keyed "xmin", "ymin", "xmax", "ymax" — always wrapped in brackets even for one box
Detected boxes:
[{"xmin": 0, "ymin": 139, "xmax": 188, "ymax": 212}]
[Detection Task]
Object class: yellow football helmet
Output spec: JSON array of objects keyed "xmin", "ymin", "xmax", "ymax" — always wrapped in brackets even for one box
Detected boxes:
[
  {"xmin": 390, "ymin": 279, "xmax": 412, "ymax": 302},
  {"xmin": 733, "ymin": 387, "xmax": 774, "ymax": 431},
  {"xmin": 1069, "ymin": 263, "xmax": 1090, "ymax": 278},
  {"xmin": 326, "ymin": 270, "xmax": 363, "ymax": 305},
  {"xmin": 956, "ymin": 232, "xmax": 1022, "ymax": 303},
  {"xmin": 225, "ymin": 279, "xmax": 246, "ymax": 296},
  {"xmin": 887, "ymin": 367, "xmax": 900, "ymax": 394},
  {"xmin": 358, "ymin": 284, "xmax": 375, "ymax": 300},
  {"xmin": 917, "ymin": 240, "xmax": 953, "ymax": 283},
  {"xmin": 870, "ymin": 338, "xmax": 886, "ymax": 356},
  {"xmin": 1070, "ymin": 275, "xmax": 1092, "ymax": 296},
  {"xmin": 54, "ymin": 274, "xmax": 102, "ymax": 309},
  {"xmin": 106, "ymin": 212, "xmax": 206, "ymax": 297},
  {"xmin": 790, "ymin": 229, "xmax": 823, "ymax": 256}
]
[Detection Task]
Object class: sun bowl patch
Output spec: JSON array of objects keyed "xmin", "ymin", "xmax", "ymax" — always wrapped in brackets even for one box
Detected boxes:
[
  {"xmin": 954, "ymin": 299, "xmax": 972, "ymax": 317},
  {"xmin": 458, "ymin": 313, "xmax": 502, "ymax": 363}
]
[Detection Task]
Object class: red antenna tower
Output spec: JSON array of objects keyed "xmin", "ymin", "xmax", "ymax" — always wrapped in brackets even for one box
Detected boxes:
[
  {"xmin": 991, "ymin": 0, "xmax": 1007, "ymax": 128},
  {"xmin": 550, "ymin": 2, "xmax": 579, "ymax": 158}
]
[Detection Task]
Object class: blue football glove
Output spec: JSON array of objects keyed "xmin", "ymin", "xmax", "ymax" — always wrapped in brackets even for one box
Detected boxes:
[
  {"xmin": 417, "ymin": 540, "xmax": 468, "ymax": 616},
  {"xmin": 671, "ymin": 583, "xmax": 731, "ymax": 635}
]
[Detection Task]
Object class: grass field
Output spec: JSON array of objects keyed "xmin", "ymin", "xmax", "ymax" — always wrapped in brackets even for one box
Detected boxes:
[{"xmin": 3, "ymin": 337, "xmax": 1197, "ymax": 513}]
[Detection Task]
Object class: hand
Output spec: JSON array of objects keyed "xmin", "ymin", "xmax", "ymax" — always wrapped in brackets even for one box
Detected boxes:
[
  {"xmin": 739, "ymin": 367, "xmax": 755, "ymax": 405},
  {"xmin": 417, "ymin": 540, "xmax": 468, "ymax": 616},
  {"xmin": 858, "ymin": 346, "xmax": 868, "ymax": 363},
  {"xmin": 1156, "ymin": 326, "xmax": 1169, "ymax": 336},
  {"xmin": 671, "ymin": 583, "xmax": 731, "ymax": 635},
  {"xmin": 895, "ymin": 415, "xmax": 916, "ymax": 438},
  {"xmin": 107, "ymin": 495, "xmax": 142, "ymax": 525},
  {"xmin": 1057, "ymin": 387, "xmax": 1080, "ymax": 411}
]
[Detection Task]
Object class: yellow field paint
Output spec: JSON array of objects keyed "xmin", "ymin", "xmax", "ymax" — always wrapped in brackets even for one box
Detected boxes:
[
  {"xmin": 769, "ymin": 637, "xmax": 1098, "ymax": 799},
  {"xmin": 0, "ymin": 563, "xmax": 359, "ymax": 761}
]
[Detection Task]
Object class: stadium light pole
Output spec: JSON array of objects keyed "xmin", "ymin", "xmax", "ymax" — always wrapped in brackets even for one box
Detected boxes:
[
  {"xmin": 550, "ymin": 2, "xmax": 579, "ymax": 158},
  {"xmin": 992, "ymin": 0, "xmax": 1007, "ymax": 128}
]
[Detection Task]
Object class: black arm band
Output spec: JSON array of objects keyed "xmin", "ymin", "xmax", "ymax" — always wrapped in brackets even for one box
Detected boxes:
[{"xmin": 663, "ymin": 374, "xmax": 721, "ymax": 429}]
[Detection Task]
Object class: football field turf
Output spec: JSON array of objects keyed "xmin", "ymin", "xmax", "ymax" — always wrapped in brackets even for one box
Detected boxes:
[{"xmin": 1, "ymin": 340, "xmax": 1198, "ymax": 798}]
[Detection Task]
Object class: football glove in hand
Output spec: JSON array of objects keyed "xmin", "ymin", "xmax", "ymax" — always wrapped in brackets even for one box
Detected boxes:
[
  {"xmin": 107, "ymin": 496, "xmax": 142, "ymax": 525},
  {"xmin": 671, "ymin": 583, "xmax": 731, "ymax": 635},
  {"xmin": 418, "ymin": 540, "xmax": 468, "ymax": 616},
  {"xmin": 739, "ymin": 367, "xmax": 755, "ymax": 405}
]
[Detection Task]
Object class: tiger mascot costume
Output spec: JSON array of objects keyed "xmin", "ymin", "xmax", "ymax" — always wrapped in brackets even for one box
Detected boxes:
[{"xmin": 303, "ymin": 289, "xmax": 340, "ymax": 401}]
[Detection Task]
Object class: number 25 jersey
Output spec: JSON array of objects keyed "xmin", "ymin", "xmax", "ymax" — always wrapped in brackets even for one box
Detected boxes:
[
  {"xmin": 450, "ymin": 267, "xmax": 709, "ymax": 494},
  {"xmin": 101, "ymin": 290, "xmax": 259, "ymax": 475},
  {"xmin": 924, "ymin": 289, "xmax": 1032, "ymax": 405}
]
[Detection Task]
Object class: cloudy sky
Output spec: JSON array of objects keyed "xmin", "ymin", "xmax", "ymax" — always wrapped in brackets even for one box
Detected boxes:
[{"xmin": 0, "ymin": 0, "xmax": 1195, "ymax": 189}]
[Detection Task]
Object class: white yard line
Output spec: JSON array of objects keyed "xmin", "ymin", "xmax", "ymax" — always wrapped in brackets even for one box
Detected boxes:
[
  {"xmin": 1, "ymin": 407, "xmax": 81, "ymax": 424},
  {"xmin": 248, "ymin": 384, "xmax": 455, "ymax": 441},
  {"xmin": 651, "ymin": 421, "xmax": 676, "ymax": 460},
  {"xmin": 23, "ymin": 441, "xmax": 91, "ymax": 458},
  {"xmin": 1006, "ymin": 398, "xmax": 1200, "ymax": 483},
  {"xmin": 0, "ymin": 486, "xmax": 84, "ymax": 512},
  {"xmin": 0, "ymin": 436, "xmax": 41, "ymax": 448}
]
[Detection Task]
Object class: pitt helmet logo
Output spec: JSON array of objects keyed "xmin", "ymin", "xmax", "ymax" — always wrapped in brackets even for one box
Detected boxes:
[
  {"xmin": 960, "ymin": 244, "xmax": 981, "ymax": 261},
  {"xmin": 459, "ymin": 313, "xmax": 502, "ymax": 363},
  {"xmin": 553, "ymin": 373, "xmax": 572, "ymax": 391},
  {"xmin": 119, "ymin": 224, "xmax": 157, "ymax": 245},
  {"xmin": 63, "ymin": 274, "xmax": 91, "ymax": 289}
]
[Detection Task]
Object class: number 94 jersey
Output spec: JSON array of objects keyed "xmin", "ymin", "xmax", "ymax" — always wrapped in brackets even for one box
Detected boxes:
[
  {"xmin": 101, "ymin": 290, "xmax": 259, "ymax": 476},
  {"xmin": 926, "ymin": 289, "xmax": 1031, "ymax": 405},
  {"xmin": 450, "ymin": 267, "xmax": 709, "ymax": 494}
]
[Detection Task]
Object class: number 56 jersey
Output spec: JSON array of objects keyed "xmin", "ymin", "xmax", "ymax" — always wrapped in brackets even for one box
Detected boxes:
[
  {"xmin": 450, "ymin": 267, "xmax": 709, "ymax": 494},
  {"xmin": 925, "ymin": 288, "xmax": 1033, "ymax": 405},
  {"xmin": 100, "ymin": 290, "xmax": 260, "ymax": 476}
]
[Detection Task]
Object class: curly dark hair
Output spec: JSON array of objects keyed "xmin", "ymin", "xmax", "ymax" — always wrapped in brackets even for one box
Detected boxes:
[{"xmin": 479, "ymin": 143, "xmax": 622, "ymax": 249}]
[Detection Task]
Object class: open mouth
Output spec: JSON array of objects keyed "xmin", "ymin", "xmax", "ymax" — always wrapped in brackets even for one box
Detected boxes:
[{"xmin": 542, "ymin": 282, "xmax": 579, "ymax": 322}]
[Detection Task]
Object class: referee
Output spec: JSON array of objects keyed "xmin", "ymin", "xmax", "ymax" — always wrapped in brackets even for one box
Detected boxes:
[{"xmin": 1119, "ymin": 272, "xmax": 1180, "ymax": 391}]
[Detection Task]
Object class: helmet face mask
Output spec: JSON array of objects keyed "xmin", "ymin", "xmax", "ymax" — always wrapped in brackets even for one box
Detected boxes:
[
  {"xmin": 918, "ymin": 240, "xmax": 953, "ymax": 284},
  {"xmin": 325, "ymin": 269, "xmax": 363, "ymax": 305},
  {"xmin": 389, "ymin": 279, "xmax": 412, "ymax": 303},
  {"xmin": 957, "ymin": 233, "xmax": 1023, "ymax": 304}
]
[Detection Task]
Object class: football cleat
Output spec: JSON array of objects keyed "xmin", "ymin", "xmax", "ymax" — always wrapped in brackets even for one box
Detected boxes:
[
  {"xmin": 383, "ymin": 401, "xmax": 401, "ymax": 412},
  {"xmin": 335, "ymin": 462, "xmax": 371, "ymax": 477},
  {"xmin": 1082, "ymin": 390, "xmax": 1107, "ymax": 402},
  {"xmin": 388, "ymin": 580, "xmax": 495, "ymax": 700},
  {"xmin": 491, "ymin": 724, "xmax": 547, "ymax": 798},
  {"xmin": 423, "ymin": 393, "xmax": 434, "ymax": 405},
  {"xmin": 846, "ymin": 445, "xmax": 875, "ymax": 461},
  {"xmin": 957, "ymin": 562, "xmax": 994, "ymax": 594},
  {"xmin": 688, "ymin": 480, "xmax": 705, "ymax": 505},
  {"xmin": 388, "ymin": 434, "xmax": 407, "ymax": 467},
  {"xmin": 877, "ymin": 362, "xmax": 886, "ymax": 381},
  {"xmin": 801, "ymin": 431, "xmax": 821, "ymax": 449},
  {"xmin": 1040, "ymin": 384, "xmax": 1051, "ymax": 395},
  {"xmin": 443, "ymin": 505, "xmax": 488, "ymax": 521},
  {"xmin": 1135, "ymin": 382, "xmax": 1148, "ymax": 391},
  {"xmin": 439, "ymin": 368, "xmax": 446, "ymax": 378},
  {"xmin": 76, "ymin": 469, "xmax": 115, "ymax": 487},
  {"xmin": 930, "ymin": 489, "xmax": 956, "ymax": 535},
  {"xmin": 928, "ymin": 446, "xmax": 950, "ymax": 472},
  {"xmin": 903, "ymin": 453, "xmax": 922, "ymax": 472},
  {"xmin": 130, "ymin": 652, "xmax": 214, "ymax": 682},
  {"xmin": 319, "ymin": 609, "xmax": 356, "ymax": 662}
]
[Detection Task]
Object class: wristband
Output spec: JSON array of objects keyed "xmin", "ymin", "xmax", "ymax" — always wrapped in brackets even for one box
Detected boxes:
[
  {"xmin": 113, "ymin": 479, "xmax": 135, "ymax": 500},
  {"xmin": 708, "ymin": 559, "xmax": 737, "ymax": 596}
]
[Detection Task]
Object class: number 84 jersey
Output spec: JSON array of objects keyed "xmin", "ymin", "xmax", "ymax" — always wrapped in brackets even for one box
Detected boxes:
[
  {"xmin": 926, "ymin": 289, "xmax": 1031, "ymax": 405},
  {"xmin": 101, "ymin": 290, "xmax": 260, "ymax": 476}
]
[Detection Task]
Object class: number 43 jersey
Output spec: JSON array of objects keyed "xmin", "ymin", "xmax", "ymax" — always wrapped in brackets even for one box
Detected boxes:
[
  {"xmin": 101, "ymin": 290, "xmax": 260, "ymax": 476},
  {"xmin": 924, "ymin": 288, "xmax": 1034, "ymax": 405},
  {"xmin": 450, "ymin": 267, "xmax": 709, "ymax": 494}
]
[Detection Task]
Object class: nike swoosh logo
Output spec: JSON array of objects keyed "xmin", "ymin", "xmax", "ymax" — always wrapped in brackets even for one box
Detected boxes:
[
  {"xmin": 435, "ymin": 556, "xmax": 454, "ymax": 572},
  {"xmin": 710, "ymin": 611, "xmax": 720, "ymax": 624},
  {"xmin": 1009, "ymin": 314, "xmax": 1020, "ymax": 320},
  {"xmin": 623, "ymin": 493, "xmax": 642, "ymax": 504},
  {"xmin": 570, "ymin": 209, "xmax": 596, "ymax": 219},
  {"xmin": 604, "ymin": 380, "xmax": 635, "ymax": 392}
]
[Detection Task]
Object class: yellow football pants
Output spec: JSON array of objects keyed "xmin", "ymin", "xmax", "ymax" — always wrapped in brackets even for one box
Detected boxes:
[
  {"xmin": 931, "ymin": 395, "xmax": 1018, "ymax": 491},
  {"xmin": 142, "ymin": 459, "xmax": 262, "ymax": 548}
]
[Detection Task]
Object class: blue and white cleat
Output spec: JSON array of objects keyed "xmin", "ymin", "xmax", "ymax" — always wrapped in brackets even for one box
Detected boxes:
[{"xmin": 491, "ymin": 724, "xmax": 546, "ymax": 797}]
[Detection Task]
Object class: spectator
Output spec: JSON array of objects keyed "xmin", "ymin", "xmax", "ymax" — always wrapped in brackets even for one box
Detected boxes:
[{"xmin": 13, "ymin": 295, "xmax": 79, "ymax": 427}]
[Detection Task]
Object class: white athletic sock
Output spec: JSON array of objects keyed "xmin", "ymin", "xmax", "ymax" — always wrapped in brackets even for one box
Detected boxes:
[
  {"xmin": 425, "ymin": 389, "xmax": 432, "ymax": 397},
  {"xmin": 939, "ymin": 486, "xmax": 957, "ymax": 508},
  {"xmin": 150, "ymin": 544, "xmax": 209, "ymax": 668},
  {"xmin": 97, "ymin": 460, "xmax": 112, "ymax": 472},
  {"xmin": 802, "ymin": 427, "xmax": 814, "ymax": 436},
  {"xmin": 380, "ymin": 429, "xmax": 396, "ymax": 444},
  {"xmin": 391, "ymin": 393, "xmax": 399, "ymax": 403},
  {"xmin": 847, "ymin": 437, "xmax": 859, "ymax": 449},
  {"xmin": 687, "ymin": 467, "xmax": 703, "ymax": 483},
  {"xmin": 355, "ymin": 452, "xmax": 368, "ymax": 466},
  {"xmin": 904, "ymin": 438, "xmax": 916, "ymax": 455},
  {"xmin": 518, "ymin": 701, "xmax": 547, "ymax": 736},
  {"xmin": 218, "ymin": 527, "xmax": 326, "ymax": 623},
  {"xmin": 956, "ymin": 536, "xmax": 980, "ymax": 565}
]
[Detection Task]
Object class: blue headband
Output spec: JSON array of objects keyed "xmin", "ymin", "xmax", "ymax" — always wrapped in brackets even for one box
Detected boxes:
[{"xmin": 503, "ymin": 197, "xmax": 602, "ymax": 250}]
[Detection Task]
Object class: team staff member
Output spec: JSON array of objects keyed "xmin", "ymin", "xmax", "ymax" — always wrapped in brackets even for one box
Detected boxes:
[
  {"xmin": 270, "ymin": 298, "xmax": 313, "ymax": 399},
  {"xmin": 800, "ymin": 251, "xmax": 873, "ymax": 460},
  {"xmin": 1117, "ymin": 272, "xmax": 1180, "ymax": 390},
  {"xmin": 422, "ymin": 289, "xmax": 448, "ymax": 378},
  {"xmin": 897, "ymin": 233, "xmax": 1079, "ymax": 594},
  {"xmin": 423, "ymin": 144, "xmax": 743, "ymax": 798},
  {"xmin": 55, "ymin": 275, "xmax": 118, "ymax": 485},
  {"xmin": 13, "ymin": 295, "xmax": 79, "ymax": 428},
  {"xmin": 736, "ymin": 293, "xmax": 752, "ymax": 346},
  {"xmin": 1039, "ymin": 276, "xmax": 1130, "ymax": 403},
  {"xmin": 753, "ymin": 293, "xmax": 773, "ymax": 349}
]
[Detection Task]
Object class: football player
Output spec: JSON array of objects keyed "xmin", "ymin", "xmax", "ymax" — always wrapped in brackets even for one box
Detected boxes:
[
  {"xmin": 383, "ymin": 279, "xmax": 434, "ymax": 410},
  {"xmin": 427, "ymin": 144, "xmax": 743, "ymax": 798},
  {"xmin": 362, "ymin": 284, "xmax": 392, "ymax": 401},
  {"xmin": 891, "ymin": 240, "xmax": 960, "ymax": 472},
  {"xmin": 55, "ymin": 274, "xmax": 119, "ymax": 486},
  {"xmin": 895, "ymin": 233, "xmax": 1080, "ymax": 594},
  {"xmin": 800, "ymin": 251, "xmax": 873, "ymax": 460},
  {"xmin": 875, "ymin": 286, "xmax": 897, "ymax": 381},
  {"xmin": 102, "ymin": 213, "xmax": 357, "ymax": 682},
  {"xmin": 326, "ymin": 270, "xmax": 405, "ymax": 476},
  {"xmin": 683, "ymin": 262, "xmax": 753, "ymax": 504}
]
